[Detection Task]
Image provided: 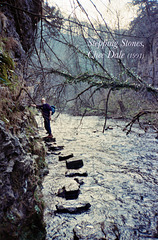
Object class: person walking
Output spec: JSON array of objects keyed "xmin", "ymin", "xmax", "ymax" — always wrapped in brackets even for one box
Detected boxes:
[{"xmin": 32, "ymin": 98, "xmax": 53, "ymax": 138}]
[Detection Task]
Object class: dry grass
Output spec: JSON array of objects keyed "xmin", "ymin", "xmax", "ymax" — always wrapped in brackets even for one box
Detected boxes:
[
  {"xmin": 3, "ymin": 37, "xmax": 19, "ymax": 51},
  {"xmin": 0, "ymin": 86, "xmax": 26, "ymax": 133}
]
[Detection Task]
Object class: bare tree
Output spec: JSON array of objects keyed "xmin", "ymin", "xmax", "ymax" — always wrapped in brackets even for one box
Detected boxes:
[{"xmin": 23, "ymin": 0, "xmax": 158, "ymax": 132}]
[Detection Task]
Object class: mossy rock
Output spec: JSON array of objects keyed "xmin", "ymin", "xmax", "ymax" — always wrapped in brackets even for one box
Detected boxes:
[{"xmin": 32, "ymin": 141, "xmax": 45, "ymax": 158}]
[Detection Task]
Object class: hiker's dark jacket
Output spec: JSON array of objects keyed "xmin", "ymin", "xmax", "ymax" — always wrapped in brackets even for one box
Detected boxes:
[{"xmin": 37, "ymin": 103, "xmax": 52, "ymax": 118}]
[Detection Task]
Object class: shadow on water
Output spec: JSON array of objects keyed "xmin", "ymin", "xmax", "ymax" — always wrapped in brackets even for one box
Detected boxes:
[{"xmin": 39, "ymin": 114, "xmax": 158, "ymax": 240}]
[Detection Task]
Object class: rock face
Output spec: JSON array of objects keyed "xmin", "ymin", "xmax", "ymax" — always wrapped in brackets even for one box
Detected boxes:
[
  {"xmin": 0, "ymin": 119, "xmax": 46, "ymax": 239},
  {"xmin": 0, "ymin": 1, "xmax": 46, "ymax": 239},
  {"xmin": 1, "ymin": 0, "xmax": 42, "ymax": 53}
]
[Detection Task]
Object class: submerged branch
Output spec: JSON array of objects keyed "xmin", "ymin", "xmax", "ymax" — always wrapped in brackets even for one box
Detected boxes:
[
  {"xmin": 123, "ymin": 110, "xmax": 158, "ymax": 135},
  {"xmin": 103, "ymin": 88, "xmax": 113, "ymax": 133}
]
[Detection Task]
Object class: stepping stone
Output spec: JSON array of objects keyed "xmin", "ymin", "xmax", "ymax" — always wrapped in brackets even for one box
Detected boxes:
[
  {"xmin": 74, "ymin": 178, "xmax": 84, "ymax": 185},
  {"xmin": 65, "ymin": 180, "xmax": 80, "ymax": 200},
  {"xmin": 56, "ymin": 201, "xmax": 91, "ymax": 214},
  {"xmin": 57, "ymin": 179, "xmax": 80, "ymax": 200},
  {"xmin": 45, "ymin": 142, "xmax": 56, "ymax": 146},
  {"xmin": 66, "ymin": 157, "xmax": 83, "ymax": 169},
  {"xmin": 43, "ymin": 137, "xmax": 56, "ymax": 142},
  {"xmin": 65, "ymin": 169, "xmax": 88, "ymax": 177},
  {"xmin": 46, "ymin": 151, "xmax": 52, "ymax": 155},
  {"xmin": 59, "ymin": 152, "xmax": 74, "ymax": 161},
  {"xmin": 49, "ymin": 145, "xmax": 64, "ymax": 151},
  {"xmin": 52, "ymin": 152, "xmax": 61, "ymax": 155},
  {"xmin": 43, "ymin": 168, "xmax": 49, "ymax": 176},
  {"xmin": 45, "ymin": 142, "xmax": 57, "ymax": 151}
]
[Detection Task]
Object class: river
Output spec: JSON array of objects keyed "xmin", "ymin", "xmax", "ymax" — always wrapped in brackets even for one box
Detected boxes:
[{"xmin": 38, "ymin": 114, "xmax": 158, "ymax": 240}]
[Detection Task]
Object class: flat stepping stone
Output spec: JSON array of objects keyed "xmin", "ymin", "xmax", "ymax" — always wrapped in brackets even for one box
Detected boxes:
[
  {"xmin": 65, "ymin": 179, "xmax": 80, "ymax": 199},
  {"xmin": 56, "ymin": 201, "xmax": 91, "ymax": 214},
  {"xmin": 59, "ymin": 152, "xmax": 74, "ymax": 161},
  {"xmin": 43, "ymin": 137, "xmax": 56, "ymax": 142},
  {"xmin": 49, "ymin": 145, "xmax": 64, "ymax": 151},
  {"xmin": 66, "ymin": 157, "xmax": 83, "ymax": 169},
  {"xmin": 57, "ymin": 179, "xmax": 80, "ymax": 200},
  {"xmin": 65, "ymin": 169, "xmax": 88, "ymax": 177},
  {"xmin": 45, "ymin": 142, "xmax": 56, "ymax": 146}
]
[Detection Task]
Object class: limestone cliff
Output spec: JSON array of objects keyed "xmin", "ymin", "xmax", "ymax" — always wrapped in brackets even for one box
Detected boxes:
[{"xmin": 0, "ymin": 0, "xmax": 46, "ymax": 239}]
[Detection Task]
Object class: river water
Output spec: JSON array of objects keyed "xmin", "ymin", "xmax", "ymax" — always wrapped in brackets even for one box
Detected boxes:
[{"xmin": 39, "ymin": 114, "xmax": 158, "ymax": 240}]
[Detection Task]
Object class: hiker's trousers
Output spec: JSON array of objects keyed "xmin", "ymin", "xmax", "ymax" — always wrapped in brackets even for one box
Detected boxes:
[{"xmin": 44, "ymin": 117, "xmax": 52, "ymax": 135}]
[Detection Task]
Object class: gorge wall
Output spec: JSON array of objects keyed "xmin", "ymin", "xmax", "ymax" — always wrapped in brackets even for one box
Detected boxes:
[
  {"xmin": 0, "ymin": 0, "xmax": 46, "ymax": 239},
  {"xmin": 138, "ymin": 33, "xmax": 158, "ymax": 87}
]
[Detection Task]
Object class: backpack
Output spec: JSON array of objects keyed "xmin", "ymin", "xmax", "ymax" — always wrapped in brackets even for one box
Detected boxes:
[{"xmin": 51, "ymin": 105, "xmax": 55, "ymax": 115}]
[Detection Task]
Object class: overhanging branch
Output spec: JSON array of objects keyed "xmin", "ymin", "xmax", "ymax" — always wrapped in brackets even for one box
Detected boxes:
[{"xmin": 46, "ymin": 68, "xmax": 158, "ymax": 95}]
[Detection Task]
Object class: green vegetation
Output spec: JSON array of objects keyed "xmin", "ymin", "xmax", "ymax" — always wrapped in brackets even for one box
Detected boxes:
[
  {"xmin": 0, "ymin": 52, "xmax": 14, "ymax": 84},
  {"xmin": 0, "ymin": 40, "xmax": 22, "ymax": 130}
]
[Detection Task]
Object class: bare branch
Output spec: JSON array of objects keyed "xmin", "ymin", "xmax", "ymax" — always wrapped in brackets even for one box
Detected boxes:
[
  {"xmin": 103, "ymin": 88, "xmax": 113, "ymax": 133},
  {"xmin": 123, "ymin": 110, "xmax": 158, "ymax": 135}
]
